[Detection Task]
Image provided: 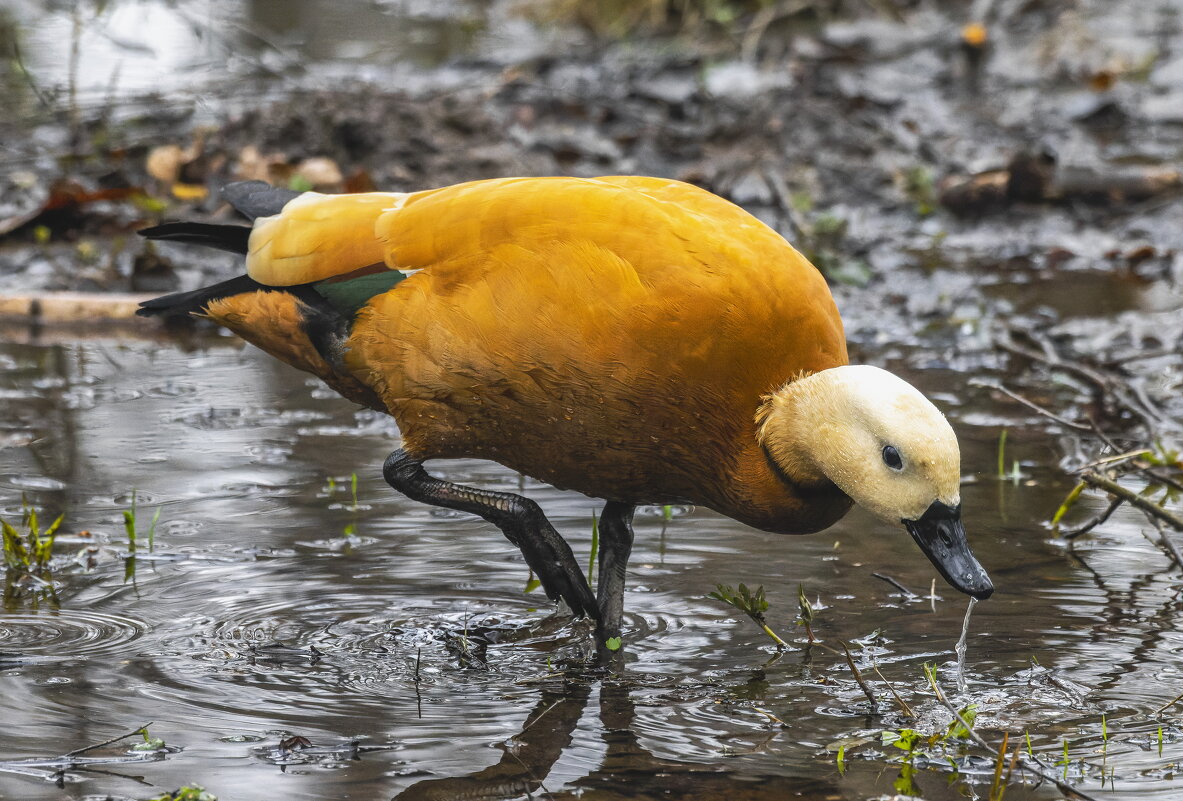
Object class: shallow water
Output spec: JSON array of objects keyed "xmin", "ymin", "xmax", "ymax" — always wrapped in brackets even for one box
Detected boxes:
[
  {"xmin": 2, "ymin": 0, "xmax": 1183, "ymax": 797},
  {"xmin": 0, "ymin": 288, "xmax": 1181, "ymax": 801}
]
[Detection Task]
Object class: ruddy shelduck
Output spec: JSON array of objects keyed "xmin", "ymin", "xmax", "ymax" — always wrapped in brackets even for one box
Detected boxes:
[{"xmin": 138, "ymin": 176, "xmax": 993, "ymax": 652}]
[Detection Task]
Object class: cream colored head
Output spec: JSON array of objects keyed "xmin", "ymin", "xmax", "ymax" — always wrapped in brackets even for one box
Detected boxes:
[
  {"xmin": 758, "ymin": 365, "xmax": 961, "ymax": 524},
  {"xmin": 758, "ymin": 365, "xmax": 992, "ymax": 599}
]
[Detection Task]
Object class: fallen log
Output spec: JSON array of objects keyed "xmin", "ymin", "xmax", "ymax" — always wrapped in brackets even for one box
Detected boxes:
[
  {"xmin": 0, "ymin": 291, "xmax": 156, "ymax": 322},
  {"xmin": 939, "ymin": 152, "xmax": 1181, "ymax": 215}
]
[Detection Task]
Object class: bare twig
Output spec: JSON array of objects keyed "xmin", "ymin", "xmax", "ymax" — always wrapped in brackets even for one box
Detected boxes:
[
  {"xmin": 870, "ymin": 664, "xmax": 915, "ymax": 717},
  {"xmin": 1138, "ymin": 464, "xmax": 1183, "ymax": 495},
  {"xmin": 1147, "ymin": 517, "xmax": 1183, "ymax": 573},
  {"xmin": 1154, "ymin": 690, "xmax": 1183, "ymax": 716},
  {"xmin": 996, "ymin": 333, "xmax": 1112, "ymax": 392},
  {"xmin": 1074, "ymin": 449, "xmax": 1153, "ymax": 473},
  {"xmin": 1085, "ymin": 416, "xmax": 1123, "ymax": 453},
  {"xmin": 10, "ymin": 39, "xmax": 51, "ymax": 110},
  {"xmin": 503, "ymin": 749, "xmax": 556, "ymax": 801},
  {"xmin": 763, "ymin": 168, "xmax": 809, "ymax": 242},
  {"xmin": 518, "ymin": 700, "xmax": 565, "ymax": 735},
  {"xmin": 741, "ymin": 0, "xmax": 813, "ymax": 62},
  {"xmin": 995, "ymin": 384, "xmax": 1093, "ymax": 431},
  {"xmin": 1060, "ymin": 495, "xmax": 1123, "ymax": 541},
  {"xmin": 64, "ymin": 723, "xmax": 153, "ymax": 759},
  {"xmin": 1080, "ymin": 472, "xmax": 1183, "ymax": 533},
  {"xmin": 998, "ymin": 330, "xmax": 1165, "ymax": 433},
  {"xmin": 753, "ymin": 707, "xmax": 786, "ymax": 727},
  {"xmin": 871, "ymin": 572, "xmax": 917, "ymax": 598},
  {"xmin": 839, "ymin": 642, "xmax": 878, "ymax": 714}
]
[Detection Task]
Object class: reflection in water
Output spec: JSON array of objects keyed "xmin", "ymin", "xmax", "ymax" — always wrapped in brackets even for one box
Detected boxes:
[
  {"xmin": 394, "ymin": 679, "xmax": 838, "ymax": 801},
  {"xmin": 0, "ymin": 0, "xmax": 531, "ymax": 107}
]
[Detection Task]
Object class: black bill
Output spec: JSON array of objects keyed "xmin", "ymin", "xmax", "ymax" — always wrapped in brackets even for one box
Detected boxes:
[{"xmin": 903, "ymin": 501, "xmax": 994, "ymax": 599}]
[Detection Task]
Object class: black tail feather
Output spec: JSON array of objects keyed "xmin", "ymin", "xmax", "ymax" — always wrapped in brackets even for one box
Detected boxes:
[
  {"xmin": 138, "ymin": 222, "xmax": 252, "ymax": 254},
  {"xmin": 136, "ymin": 180, "xmax": 307, "ymax": 319},
  {"xmin": 136, "ymin": 274, "xmax": 266, "ymax": 318},
  {"xmin": 221, "ymin": 180, "xmax": 302, "ymax": 220}
]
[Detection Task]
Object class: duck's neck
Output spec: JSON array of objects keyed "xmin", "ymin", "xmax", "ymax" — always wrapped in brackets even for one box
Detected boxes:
[
  {"xmin": 708, "ymin": 370, "xmax": 852, "ymax": 535},
  {"xmin": 756, "ymin": 369, "xmax": 842, "ymax": 488}
]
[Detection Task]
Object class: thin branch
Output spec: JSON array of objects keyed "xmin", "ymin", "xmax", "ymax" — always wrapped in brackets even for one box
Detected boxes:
[
  {"xmin": 1074, "ymin": 449, "xmax": 1152, "ymax": 473},
  {"xmin": 1137, "ymin": 464, "xmax": 1183, "ymax": 495},
  {"xmin": 1147, "ymin": 517, "xmax": 1183, "ymax": 573},
  {"xmin": 752, "ymin": 707, "xmax": 786, "ymax": 727},
  {"xmin": 741, "ymin": 0, "xmax": 814, "ymax": 63},
  {"xmin": 871, "ymin": 572, "xmax": 917, "ymax": 598},
  {"xmin": 503, "ymin": 748, "xmax": 556, "ymax": 801},
  {"xmin": 64, "ymin": 723, "xmax": 153, "ymax": 759},
  {"xmin": 996, "ymin": 334, "xmax": 1112, "ymax": 392},
  {"xmin": 870, "ymin": 664, "xmax": 914, "ymax": 717},
  {"xmin": 1086, "ymin": 415, "xmax": 1123, "ymax": 453},
  {"xmin": 10, "ymin": 39, "xmax": 52, "ymax": 110},
  {"xmin": 998, "ymin": 331, "xmax": 1163, "ymax": 433},
  {"xmin": 518, "ymin": 701, "xmax": 565, "ymax": 735},
  {"xmin": 994, "ymin": 384, "xmax": 1092, "ymax": 431},
  {"xmin": 839, "ymin": 642, "xmax": 878, "ymax": 714},
  {"xmin": 1060, "ymin": 496, "xmax": 1123, "ymax": 541},
  {"xmin": 1080, "ymin": 472, "xmax": 1183, "ymax": 533},
  {"xmin": 1154, "ymin": 690, "xmax": 1183, "ymax": 716},
  {"xmin": 763, "ymin": 168, "xmax": 809, "ymax": 242}
]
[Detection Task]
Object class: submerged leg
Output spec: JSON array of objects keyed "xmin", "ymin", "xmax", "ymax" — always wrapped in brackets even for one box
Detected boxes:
[
  {"xmin": 596, "ymin": 501, "xmax": 636, "ymax": 647},
  {"xmin": 383, "ymin": 449, "xmax": 598, "ymax": 620}
]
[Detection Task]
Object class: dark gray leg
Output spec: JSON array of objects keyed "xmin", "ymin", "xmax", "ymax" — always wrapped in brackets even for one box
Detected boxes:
[
  {"xmin": 596, "ymin": 501, "xmax": 636, "ymax": 646},
  {"xmin": 383, "ymin": 449, "xmax": 598, "ymax": 619}
]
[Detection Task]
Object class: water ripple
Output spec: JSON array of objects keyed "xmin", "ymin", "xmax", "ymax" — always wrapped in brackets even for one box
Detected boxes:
[{"xmin": 0, "ymin": 609, "xmax": 146, "ymax": 662}]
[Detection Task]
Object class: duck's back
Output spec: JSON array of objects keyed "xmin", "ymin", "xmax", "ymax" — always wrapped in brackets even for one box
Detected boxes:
[{"xmin": 323, "ymin": 176, "xmax": 849, "ymax": 510}]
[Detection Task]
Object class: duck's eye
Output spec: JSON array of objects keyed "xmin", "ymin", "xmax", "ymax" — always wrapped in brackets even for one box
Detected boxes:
[{"xmin": 882, "ymin": 445, "xmax": 903, "ymax": 471}]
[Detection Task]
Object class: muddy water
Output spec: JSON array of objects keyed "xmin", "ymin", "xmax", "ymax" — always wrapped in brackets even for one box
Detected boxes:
[{"xmin": 0, "ymin": 266, "xmax": 1181, "ymax": 801}]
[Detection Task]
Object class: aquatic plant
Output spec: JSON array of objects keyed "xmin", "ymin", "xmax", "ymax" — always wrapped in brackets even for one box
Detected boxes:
[
  {"xmin": 995, "ymin": 429, "xmax": 1020, "ymax": 483},
  {"xmin": 122, "ymin": 491, "xmax": 161, "ymax": 583},
  {"xmin": 588, "ymin": 509, "xmax": 599, "ymax": 582},
  {"xmin": 709, "ymin": 582, "xmax": 788, "ymax": 649},
  {"xmin": 2, "ymin": 500, "xmax": 62, "ymax": 574},
  {"xmin": 326, "ymin": 473, "xmax": 362, "ymax": 537},
  {"xmin": 123, "ymin": 491, "xmax": 161, "ymax": 554},
  {"xmin": 149, "ymin": 787, "xmax": 216, "ymax": 801},
  {"xmin": 901, "ymin": 165, "xmax": 936, "ymax": 217},
  {"xmin": 796, "ymin": 583, "xmax": 818, "ymax": 643},
  {"xmin": 132, "ymin": 725, "xmax": 167, "ymax": 752},
  {"xmin": 2, "ymin": 500, "xmax": 64, "ymax": 608}
]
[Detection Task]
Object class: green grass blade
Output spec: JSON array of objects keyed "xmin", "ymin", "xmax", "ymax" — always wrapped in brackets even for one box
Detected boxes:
[
  {"xmin": 1051, "ymin": 482, "xmax": 1086, "ymax": 529},
  {"xmin": 123, "ymin": 509, "xmax": 136, "ymax": 551},
  {"xmin": 588, "ymin": 510, "xmax": 599, "ymax": 581},
  {"xmin": 148, "ymin": 507, "xmax": 161, "ymax": 552},
  {"xmin": 2, "ymin": 519, "xmax": 26, "ymax": 568}
]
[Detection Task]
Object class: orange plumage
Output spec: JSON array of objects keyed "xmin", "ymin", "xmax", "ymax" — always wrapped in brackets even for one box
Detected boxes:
[
  {"xmin": 221, "ymin": 176, "xmax": 851, "ymax": 532},
  {"xmin": 142, "ymin": 174, "xmax": 989, "ymax": 650}
]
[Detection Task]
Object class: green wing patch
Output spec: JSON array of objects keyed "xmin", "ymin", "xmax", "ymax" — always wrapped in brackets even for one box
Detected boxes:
[{"xmin": 313, "ymin": 270, "xmax": 406, "ymax": 317}]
